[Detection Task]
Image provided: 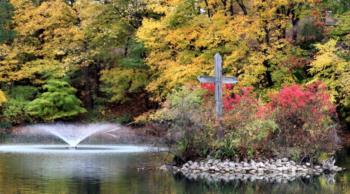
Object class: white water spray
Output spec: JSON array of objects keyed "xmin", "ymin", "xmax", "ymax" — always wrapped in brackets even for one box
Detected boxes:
[{"xmin": 28, "ymin": 123, "xmax": 120, "ymax": 147}]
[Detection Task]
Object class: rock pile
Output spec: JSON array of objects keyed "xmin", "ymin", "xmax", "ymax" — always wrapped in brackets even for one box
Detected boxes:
[{"xmin": 162, "ymin": 158, "xmax": 344, "ymax": 183}]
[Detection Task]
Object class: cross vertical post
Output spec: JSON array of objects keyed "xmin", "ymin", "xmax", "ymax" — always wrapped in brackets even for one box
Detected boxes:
[{"xmin": 214, "ymin": 53, "xmax": 223, "ymax": 118}]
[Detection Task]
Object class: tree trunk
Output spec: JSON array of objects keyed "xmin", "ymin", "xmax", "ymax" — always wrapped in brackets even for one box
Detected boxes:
[
  {"xmin": 236, "ymin": 0, "xmax": 247, "ymax": 15},
  {"xmin": 263, "ymin": 60, "xmax": 273, "ymax": 87},
  {"xmin": 290, "ymin": 7, "xmax": 300, "ymax": 42},
  {"xmin": 204, "ymin": 0, "xmax": 211, "ymax": 17},
  {"xmin": 229, "ymin": 0, "xmax": 234, "ymax": 16}
]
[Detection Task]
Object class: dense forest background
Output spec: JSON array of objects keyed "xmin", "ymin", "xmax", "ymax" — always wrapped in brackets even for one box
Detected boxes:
[{"xmin": 0, "ymin": 0, "xmax": 349, "ymax": 129}]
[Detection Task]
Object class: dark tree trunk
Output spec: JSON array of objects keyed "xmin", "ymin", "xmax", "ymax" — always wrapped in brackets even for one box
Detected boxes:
[
  {"xmin": 229, "ymin": 0, "xmax": 234, "ymax": 16},
  {"xmin": 204, "ymin": 0, "xmax": 211, "ymax": 17},
  {"xmin": 263, "ymin": 22, "xmax": 270, "ymax": 45},
  {"xmin": 290, "ymin": 6, "xmax": 300, "ymax": 42},
  {"xmin": 263, "ymin": 60, "xmax": 273, "ymax": 87},
  {"xmin": 221, "ymin": 0, "xmax": 227, "ymax": 16},
  {"xmin": 236, "ymin": 0, "xmax": 247, "ymax": 15}
]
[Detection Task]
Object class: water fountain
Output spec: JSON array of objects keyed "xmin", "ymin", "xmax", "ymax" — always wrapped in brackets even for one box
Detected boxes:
[
  {"xmin": 0, "ymin": 123, "xmax": 165, "ymax": 154},
  {"xmin": 31, "ymin": 123, "xmax": 119, "ymax": 148}
]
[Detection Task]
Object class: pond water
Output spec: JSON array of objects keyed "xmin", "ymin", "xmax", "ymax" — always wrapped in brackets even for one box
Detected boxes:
[{"xmin": 0, "ymin": 145, "xmax": 349, "ymax": 194}]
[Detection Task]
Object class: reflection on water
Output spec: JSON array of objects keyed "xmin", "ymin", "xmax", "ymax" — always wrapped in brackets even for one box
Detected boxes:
[{"xmin": 0, "ymin": 149, "xmax": 349, "ymax": 194}]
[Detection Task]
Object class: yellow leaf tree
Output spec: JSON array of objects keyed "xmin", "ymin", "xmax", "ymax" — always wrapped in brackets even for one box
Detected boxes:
[
  {"xmin": 0, "ymin": 0, "xmax": 86, "ymax": 84},
  {"xmin": 137, "ymin": 0, "xmax": 320, "ymax": 100}
]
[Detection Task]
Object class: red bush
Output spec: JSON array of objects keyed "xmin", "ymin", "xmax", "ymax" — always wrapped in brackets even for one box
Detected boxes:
[
  {"xmin": 258, "ymin": 82, "xmax": 336, "ymax": 122},
  {"xmin": 200, "ymin": 83, "xmax": 256, "ymax": 111}
]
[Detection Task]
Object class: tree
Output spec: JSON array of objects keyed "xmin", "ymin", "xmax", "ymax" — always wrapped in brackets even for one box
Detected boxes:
[
  {"xmin": 26, "ymin": 79, "xmax": 86, "ymax": 121},
  {"xmin": 74, "ymin": 0, "xmax": 152, "ymax": 104},
  {"xmin": 137, "ymin": 0, "xmax": 320, "ymax": 100},
  {"xmin": 0, "ymin": 0, "xmax": 85, "ymax": 84},
  {"xmin": 310, "ymin": 39, "xmax": 350, "ymax": 124}
]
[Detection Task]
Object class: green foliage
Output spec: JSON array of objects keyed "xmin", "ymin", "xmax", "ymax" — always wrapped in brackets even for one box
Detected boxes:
[
  {"xmin": 9, "ymin": 85, "xmax": 37, "ymax": 100},
  {"xmin": 243, "ymin": 120, "xmax": 278, "ymax": 142},
  {"xmin": 331, "ymin": 11, "xmax": 350, "ymax": 62},
  {"xmin": 169, "ymin": 86, "xmax": 205, "ymax": 109},
  {"xmin": 148, "ymin": 86, "xmax": 211, "ymax": 160},
  {"xmin": 149, "ymin": 86, "xmax": 207, "ymax": 125},
  {"xmin": 322, "ymin": 0, "xmax": 350, "ymax": 14},
  {"xmin": 166, "ymin": 0, "xmax": 197, "ymax": 28},
  {"xmin": 99, "ymin": 40, "xmax": 149, "ymax": 103},
  {"xmin": 0, "ymin": 120, "xmax": 11, "ymax": 129},
  {"xmin": 78, "ymin": 0, "xmax": 151, "ymax": 104},
  {"xmin": 0, "ymin": 0, "xmax": 15, "ymax": 43},
  {"xmin": 100, "ymin": 68, "xmax": 148, "ymax": 103},
  {"xmin": 214, "ymin": 137, "xmax": 237, "ymax": 159},
  {"xmin": 113, "ymin": 114, "xmax": 133, "ymax": 124},
  {"xmin": 331, "ymin": 11, "xmax": 350, "ymax": 37},
  {"xmin": 3, "ymin": 98, "xmax": 31, "ymax": 124},
  {"xmin": 26, "ymin": 79, "xmax": 86, "ymax": 121},
  {"xmin": 1, "ymin": 86, "xmax": 37, "ymax": 125}
]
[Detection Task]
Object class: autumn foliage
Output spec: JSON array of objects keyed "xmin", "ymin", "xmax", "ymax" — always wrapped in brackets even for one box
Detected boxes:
[
  {"xmin": 198, "ymin": 82, "xmax": 338, "ymax": 161},
  {"xmin": 261, "ymin": 83, "xmax": 336, "ymax": 118}
]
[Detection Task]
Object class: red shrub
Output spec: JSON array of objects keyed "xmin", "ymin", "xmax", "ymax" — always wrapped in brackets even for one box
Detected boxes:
[
  {"xmin": 259, "ymin": 82, "xmax": 336, "ymax": 122},
  {"xmin": 200, "ymin": 83, "xmax": 256, "ymax": 111},
  {"xmin": 258, "ymin": 82, "xmax": 338, "ymax": 160}
]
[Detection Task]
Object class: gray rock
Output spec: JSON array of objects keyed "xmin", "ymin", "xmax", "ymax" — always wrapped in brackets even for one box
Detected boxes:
[
  {"xmin": 159, "ymin": 165, "xmax": 170, "ymax": 171},
  {"xmin": 249, "ymin": 169, "xmax": 256, "ymax": 174},
  {"xmin": 243, "ymin": 162, "xmax": 250, "ymax": 167},
  {"xmin": 257, "ymin": 168, "xmax": 264, "ymax": 174}
]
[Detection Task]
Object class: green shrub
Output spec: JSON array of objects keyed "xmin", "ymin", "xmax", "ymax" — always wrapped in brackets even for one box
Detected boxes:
[
  {"xmin": 9, "ymin": 86, "xmax": 37, "ymax": 100},
  {"xmin": 26, "ymin": 79, "xmax": 86, "ymax": 121},
  {"xmin": 3, "ymin": 98, "xmax": 32, "ymax": 125},
  {"xmin": 113, "ymin": 114, "xmax": 133, "ymax": 124},
  {"xmin": 0, "ymin": 120, "xmax": 11, "ymax": 129},
  {"xmin": 149, "ymin": 86, "xmax": 212, "ymax": 161},
  {"xmin": 0, "ymin": 86, "xmax": 38, "ymax": 125},
  {"xmin": 214, "ymin": 137, "xmax": 238, "ymax": 159},
  {"xmin": 217, "ymin": 119, "xmax": 278, "ymax": 159}
]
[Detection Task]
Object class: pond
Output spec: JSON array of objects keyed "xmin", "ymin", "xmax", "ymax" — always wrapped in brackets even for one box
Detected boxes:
[{"xmin": 0, "ymin": 146, "xmax": 349, "ymax": 194}]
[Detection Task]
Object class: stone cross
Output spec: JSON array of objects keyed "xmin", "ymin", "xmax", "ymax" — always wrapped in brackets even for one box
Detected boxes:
[{"xmin": 197, "ymin": 53, "xmax": 238, "ymax": 119}]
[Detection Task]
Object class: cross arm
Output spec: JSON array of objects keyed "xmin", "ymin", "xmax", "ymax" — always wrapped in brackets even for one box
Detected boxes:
[
  {"xmin": 197, "ymin": 76, "xmax": 215, "ymax": 83},
  {"xmin": 197, "ymin": 76, "xmax": 238, "ymax": 84},
  {"xmin": 222, "ymin": 77, "xmax": 238, "ymax": 84}
]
